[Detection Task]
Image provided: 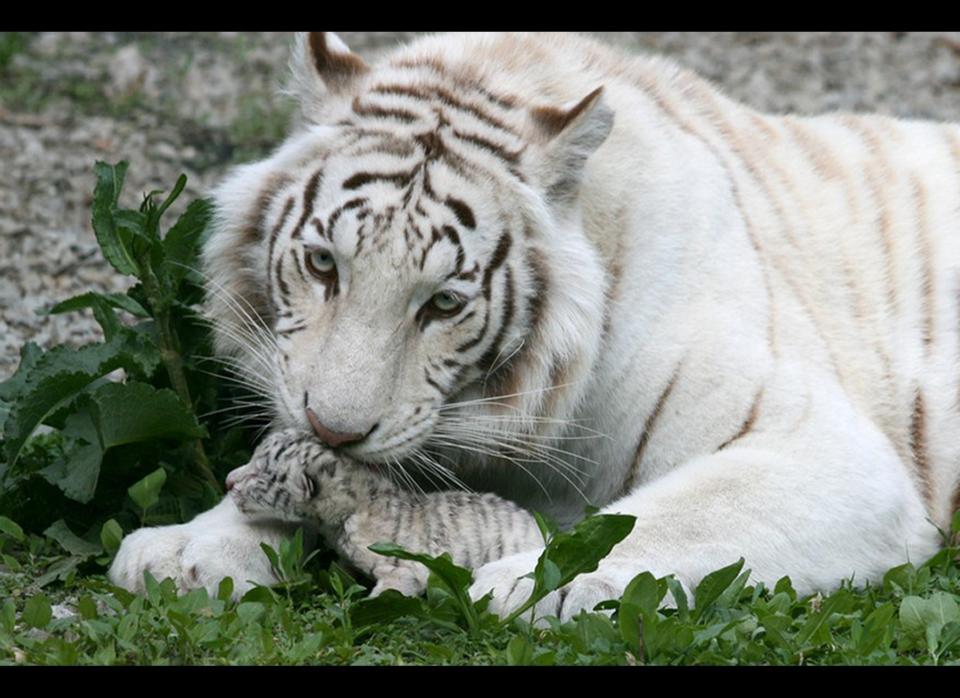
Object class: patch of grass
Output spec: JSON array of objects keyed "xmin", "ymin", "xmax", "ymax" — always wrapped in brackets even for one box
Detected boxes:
[{"xmin": 2, "ymin": 517, "xmax": 960, "ymax": 665}]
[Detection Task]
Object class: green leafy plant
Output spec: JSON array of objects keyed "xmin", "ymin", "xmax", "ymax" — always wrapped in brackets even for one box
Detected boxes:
[{"xmin": 0, "ymin": 161, "xmax": 258, "ymax": 549}]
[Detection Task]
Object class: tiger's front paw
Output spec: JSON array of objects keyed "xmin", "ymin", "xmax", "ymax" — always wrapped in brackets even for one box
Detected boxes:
[
  {"xmin": 468, "ymin": 550, "xmax": 562, "ymax": 623},
  {"xmin": 108, "ymin": 517, "xmax": 301, "ymax": 598},
  {"xmin": 470, "ymin": 553, "xmax": 651, "ymax": 623},
  {"xmin": 107, "ymin": 524, "xmax": 192, "ymax": 594}
]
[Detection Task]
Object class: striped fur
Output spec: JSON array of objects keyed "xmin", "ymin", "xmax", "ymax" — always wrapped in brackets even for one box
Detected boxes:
[
  {"xmin": 113, "ymin": 33, "xmax": 958, "ymax": 618},
  {"xmin": 229, "ymin": 430, "xmax": 542, "ymax": 596}
]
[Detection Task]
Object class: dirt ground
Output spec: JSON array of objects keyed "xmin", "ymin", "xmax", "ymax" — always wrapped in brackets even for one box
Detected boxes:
[{"xmin": 3, "ymin": 32, "xmax": 960, "ymax": 380}]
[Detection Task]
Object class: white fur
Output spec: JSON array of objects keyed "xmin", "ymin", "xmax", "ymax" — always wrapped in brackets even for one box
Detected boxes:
[{"xmin": 112, "ymin": 33, "xmax": 957, "ymax": 619}]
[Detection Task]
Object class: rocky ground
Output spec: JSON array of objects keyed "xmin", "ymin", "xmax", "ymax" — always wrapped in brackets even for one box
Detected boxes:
[{"xmin": 2, "ymin": 32, "xmax": 960, "ymax": 380}]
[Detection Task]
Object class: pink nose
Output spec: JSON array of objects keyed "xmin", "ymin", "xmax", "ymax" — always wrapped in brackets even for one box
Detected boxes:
[
  {"xmin": 306, "ymin": 408, "xmax": 371, "ymax": 448},
  {"xmin": 225, "ymin": 467, "xmax": 247, "ymax": 491}
]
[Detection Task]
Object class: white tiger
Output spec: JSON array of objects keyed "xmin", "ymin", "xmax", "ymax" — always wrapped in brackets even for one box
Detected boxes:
[{"xmin": 110, "ymin": 32, "xmax": 959, "ymax": 621}]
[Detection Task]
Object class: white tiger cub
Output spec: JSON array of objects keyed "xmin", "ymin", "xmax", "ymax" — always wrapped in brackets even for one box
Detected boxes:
[
  {"xmin": 110, "ymin": 32, "xmax": 960, "ymax": 620},
  {"xmin": 228, "ymin": 429, "xmax": 543, "ymax": 597}
]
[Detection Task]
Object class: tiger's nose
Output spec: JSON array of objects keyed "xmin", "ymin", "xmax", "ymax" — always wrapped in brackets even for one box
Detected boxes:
[{"xmin": 305, "ymin": 407, "xmax": 376, "ymax": 448}]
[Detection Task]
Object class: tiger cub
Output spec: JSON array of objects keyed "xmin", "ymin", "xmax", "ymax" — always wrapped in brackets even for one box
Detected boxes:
[{"xmin": 227, "ymin": 429, "xmax": 543, "ymax": 596}]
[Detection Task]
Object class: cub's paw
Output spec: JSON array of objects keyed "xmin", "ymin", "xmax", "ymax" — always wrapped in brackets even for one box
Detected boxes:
[{"xmin": 369, "ymin": 569, "xmax": 426, "ymax": 599}]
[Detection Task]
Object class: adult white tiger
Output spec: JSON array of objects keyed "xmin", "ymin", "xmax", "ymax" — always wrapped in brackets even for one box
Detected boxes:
[{"xmin": 109, "ymin": 32, "xmax": 960, "ymax": 621}]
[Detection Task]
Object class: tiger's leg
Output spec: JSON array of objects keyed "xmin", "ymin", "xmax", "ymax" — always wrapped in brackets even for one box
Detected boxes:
[
  {"xmin": 108, "ymin": 495, "xmax": 309, "ymax": 597},
  {"xmin": 470, "ymin": 402, "xmax": 941, "ymax": 622}
]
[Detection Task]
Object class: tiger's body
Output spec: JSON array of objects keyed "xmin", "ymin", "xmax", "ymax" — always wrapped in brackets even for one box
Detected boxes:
[
  {"xmin": 228, "ymin": 429, "xmax": 543, "ymax": 597},
  {"xmin": 110, "ymin": 32, "xmax": 960, "ymax": 620}
]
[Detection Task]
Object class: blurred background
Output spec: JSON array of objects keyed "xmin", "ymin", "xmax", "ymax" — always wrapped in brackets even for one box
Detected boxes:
[{"xmin": 3, "ymin": 31, "xmax": 960, "ymax": 380}]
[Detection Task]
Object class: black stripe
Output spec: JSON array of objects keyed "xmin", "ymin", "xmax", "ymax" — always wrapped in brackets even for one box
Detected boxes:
[
  {"xmin": 352, "ymin": 97, "xmax": 420, "ymax": 123},
  {"xmin": 343, "ymin": 169, "xmax": 416, "ymax": 191},
  {"xmin": 266, "ymin": 197, "xmax": 296, "ymax": 310},
  {"xmin": 455, "ymin": 231, "xmax": 513, "ymax": 354},
  {"xmin": 424, "ymin": 367, "xmax": 444, "ymax": 394},
  {"xmin": 444, "ymin": 197, "xmax": 476, "ymax": 230},
  {"xmin": 369, "ymin": 82, "xmax": 519, "ymax": 136},
  {"xmin": 451, "ymin": 129, "xmax": 522, "ymax": 166},
  {"xmin": 477, "ymin": 266, "xmax": 515, "ymax": 377},
  {"xmin": 325, "ymin": 197, "xmax": 368, "ymax": 239},
  {"xmin": 291, "ymin": 169, "xmax": 324, "ymax": 239}
]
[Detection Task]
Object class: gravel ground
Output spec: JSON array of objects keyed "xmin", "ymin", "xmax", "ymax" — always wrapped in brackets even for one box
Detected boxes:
[{"xmin": 2, "ymin": 31, "xmax": 960, "ymax": 380}]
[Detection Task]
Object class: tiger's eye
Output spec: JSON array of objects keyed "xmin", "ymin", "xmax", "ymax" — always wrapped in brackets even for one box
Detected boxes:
[
  {"xmin": 305, "ymin": 248, "xmax": 336, "ymax": 278},
  {"xmin": 430, "ymin": 291, "xmax": 463, "ymax": 315}
]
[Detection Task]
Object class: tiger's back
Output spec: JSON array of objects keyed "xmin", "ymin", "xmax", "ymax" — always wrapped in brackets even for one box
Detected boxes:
[{"xmin": 396, "ymin": 33, "xmax": 960, "ymax": 529}]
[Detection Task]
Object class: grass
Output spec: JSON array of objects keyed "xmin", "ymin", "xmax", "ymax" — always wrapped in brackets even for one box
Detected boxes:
[{"xmin": 3, "ymin": 517, "xmax": 960, "ymax": 666}]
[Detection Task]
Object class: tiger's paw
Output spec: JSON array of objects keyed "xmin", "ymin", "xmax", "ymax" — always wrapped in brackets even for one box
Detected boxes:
[
  {"xmin": 108, "ymin": 517, "xmax": 299, "ymax": 598},
  {"xmin": 470, "ymin": 553, "xmax": 652, "ymax": 623}
]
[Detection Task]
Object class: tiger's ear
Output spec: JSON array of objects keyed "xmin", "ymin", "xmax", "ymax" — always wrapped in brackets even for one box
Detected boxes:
[
  {"xmin": 289, "ymin": 32, "xmax": 369, "ymax": 116},
  {"xmin": 527, "ymin": 86, "xmax": 614, "ymax": 207}
]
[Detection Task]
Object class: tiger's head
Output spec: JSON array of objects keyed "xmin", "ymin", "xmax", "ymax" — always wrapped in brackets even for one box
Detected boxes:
[{"xmin": 204, "ymin": 33, "xmax": 613, "ymax": 472}]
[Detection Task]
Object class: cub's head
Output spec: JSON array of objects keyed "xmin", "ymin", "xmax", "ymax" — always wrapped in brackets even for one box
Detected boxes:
[
  {"xmin": 204, "ymin": 33, "xmax": 613, "ymax": 468},
  {"xmin": 227, "ymin": 430, "xmax": 336, "ymax": 522}
]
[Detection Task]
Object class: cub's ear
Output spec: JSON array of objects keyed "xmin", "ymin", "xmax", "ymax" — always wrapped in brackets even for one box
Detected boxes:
[
  {"xmin": 527, "ymin": 86, "xmax": 614, "ymax": 207},
  {"xmin": 289, "ymin": 32, "xmax": 369, "ymax": 117}
]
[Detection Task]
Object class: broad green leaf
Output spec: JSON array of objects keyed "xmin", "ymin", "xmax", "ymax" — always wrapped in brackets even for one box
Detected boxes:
[
  {"xmin": 884, "ymin": 562, "xmax": 916, "ymax": 594},
  {"xmin": 898, "ymin": 595, "xmax": 927, "ymax": 643},
  {"xmin": 664, "ymin": 575, "xmax": 689, "ymax": 621},
  {"xmin": 693, "ymin": 558, "xmax": 744, "ymax": 618},
  {"xmin": 236, "ymin": 602, "xmax": 266, "ymax": 625},
  {"xmin": 39, "ymin": 408, "xmax": 103, "ymax": 503},
  {"xmin": 937, "ymin": 621, "xmax": 960, "ymax": 657},
  {"xmin": 239, "ymin": 586, "xmax": 278, "ymax": 605},
  {"xmin": 163, "ymin": 198, "xmax": 212, "ymax": 284},
  {"xmin": 540, "ymin": 558, "xmax": 562, "ymax": 592},
  {"xmin": 535, "ymin": 514, "xmax": 635, "ymax": 599},
  {"xmin": 501, "ymin": 514, "xmax": 635, "ymax": 626},
  {"xmin": 93, "ymin": 382, "xmax": 206, "ymax": 448},
  {"xmin": 1, "ymin": 599, "xmax": 15, "ymax": 633},
  {"xmin": 2, "ymin": 331, "xmax": 160, "ymax": 465},
  {"xmin": 155, "ymin": 173, "xmax": 187, "ymax": 223},
  {"xmin": 0, "ymin": 342, "xmax": 44, "ymax": 403},
  {"xmin": 369, "ymin": 542, "xmax": 474, "ymax": 594},
  {"xmin": 858, "ymin": 602, "xmax": 895, "ymax": 654},
  {"xmin": 92, "ymin": 161, "xmax": 140, "ymax": 276},
  {"xmin": 796, "ymin": 589, "xmax": 851, "ymax": 647},
  {"xmin": 350, "ymin": 589, "xmax": 427, "ymax": 629},
  {"xmin": 100, "ymin": 519, "xmax": 123, "ymax": 556},
  {"xmin": 260, "ymin": 542, "xmax": 281, "ymax": 576},
  {"xmin": 44, "ymin": 519, "xmax": 102, "ymax": 556},
  {"xmin": 618, "ymin": 572, "xmax": 660, "ymax": 653},
  {"xmin": 532, "ymin": 510, "xmax": 558, "ymax": 545},
  {"xmin": 927, "ymin": 592, "xmax": 960, "ymax": 627},
  {"xmin": 369, "ymin": 542, "xmax": 478, "ymax": 632},
  {"xmin": 128, "ymin": 467, "xmax": 167, "ymax": 511},
  {"xmin": 622, "ymin": 571, "xmax": 661, "ymax": 619},
  {"xmin": 47, "ymin": 291, "xmax": 149, "ymax": 319},
  {"xmin": 0, "ymin": 515, "xmax": 24, "ymax": 542},
  {"xmin": 77, "ymin": 595, "xmax": 98, "ymax": 620},
  {"xmin": 217, "ymin": 577, "xmax": 234, "ymax": 602},
  {"xmin": 505, "ymin": 635, "xmax": 535, "ymax": 665},
  {"xmin": 22, "ymin": 595, "xmax": 52, "ymax": 629},
  {"xmin": 899, "ymin": 592, "xmax": 960, "ymax": 649}
]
